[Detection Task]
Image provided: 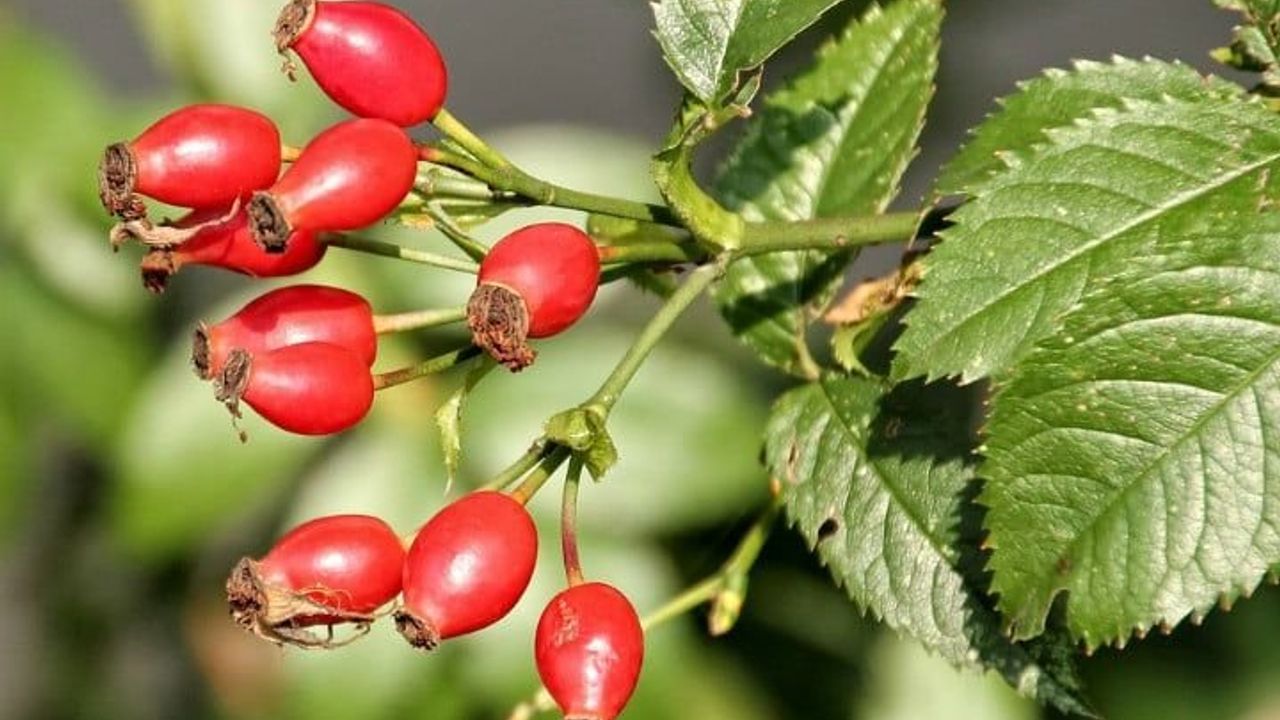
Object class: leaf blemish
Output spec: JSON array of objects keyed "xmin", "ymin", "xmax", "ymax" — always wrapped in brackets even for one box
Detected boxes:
[{"xmin": 817, "ymin": 517, "xmax": 840, "ymax": 542}]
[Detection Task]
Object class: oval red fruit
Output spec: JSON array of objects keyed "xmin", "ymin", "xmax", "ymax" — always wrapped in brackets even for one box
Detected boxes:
[
  {"xmin": 395, "ymin": 491, "xmax": 538, "ymax": 650},
  {"xmin": 468, "ymin": 223, "xmax": 601, "ymax": 371},
  {"xmin": 536, "ymin": 583, "xmax": 645, "ymax": 720},
  {"xmin": 139, "ymin": 207, "xmax": 326, "ymax": 293},
  {"xmin": 248, "ymin": 118, "xmax": 417, "ymax": 253},
  {"xmin": 227, "ymin": 514, "xmax": 405, "ymax": 647},
  {"xmin": 99, "ymin": 104, "xmax": 282, "ymax": 219},
  {"xmin": 215, "ymin": 341, "xmax": 374, "ymax": 436},
  {"xmin": 194, "ymin": 284, "xmax": 376, "ymax": 381},
  {"xmin": 274, "ymin": 0, "xmax": 448, "ymax": 127}
]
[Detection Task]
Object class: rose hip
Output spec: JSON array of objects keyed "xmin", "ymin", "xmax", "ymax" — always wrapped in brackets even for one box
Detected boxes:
[
  {"xmin": 99, "ymin": 104, "xmax": 281, "ymax": 220},
  {"xmin": 248, "ymin": 118, "xmax": 417, "ymax": 253},
  {"xmin": 536, "ymin": 583, "xmax": 645, "ymax": 720},
  {"xmin": 468, "ymin": 223, "xmax": 601, "ymax": 371},
  {"xmin": 193, "ymin": 284, "xmax": 376, "ymax": 381},
  {"xmin": 274, "ymin": 0, "xmax": 448, "ymax": 127},
  {"xmin": 214, "ymin": 341, "xmax": 374, "ymax": 436},
  {"xmin": 227, "ymin": 514, "xmax": 405, "ymax": 647},
  {"xmin": 395, "ymin": 491, "xmax": 538, "ymax": 650}
]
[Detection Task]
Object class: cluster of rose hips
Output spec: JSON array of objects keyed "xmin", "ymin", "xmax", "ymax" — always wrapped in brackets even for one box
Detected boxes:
[{"xmin": 96, "ymin": 2, "xmax": 645, "ymax": 717}]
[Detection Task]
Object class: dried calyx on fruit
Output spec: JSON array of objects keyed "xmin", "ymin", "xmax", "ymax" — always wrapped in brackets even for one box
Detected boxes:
[
  {"xmin": 395, "ymin": 491, "xmax": 538, "ymax": 650},
  {"xmin": 228, "ymin": 514, "xmax": 405, "ymax": 648},
  {"xmin": 133, "ymin": 208, "xmax": 326, "ymax": 293},
  {"xmin": 536, "ymin": 582, "xmax": 645, "ymax": 720},
  {"xmin": 468, "ymin": 223, "xmax": 601, "ymax": 371},
  {"xmin": 273, "ymin": 0, "xmax": 448, "ymax": 127},
  {"xmin": 98, "ymin": 104, "xmax": 281, "ymax": 221},
  {"xmin": 248, "ymin": 118, "xmax": 417, "ymax": 253}
]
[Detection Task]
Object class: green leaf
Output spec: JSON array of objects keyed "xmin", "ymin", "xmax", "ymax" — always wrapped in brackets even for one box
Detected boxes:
[
  {"xmin": 435, "ymin": 359, "xmax": 496, "ymax": 491},
  {"xmin": 712, "ymin": 0, "xmax": 941, "ymax": 377},
  {"xmin": 894, "ymin": 95, "xmax": 1280, "ymax": 384},
  {"xmin": 982, "ymin": 218, "xmax": 1280, "ymax": 648},
  {"xmin": 936, "ymin": 58, "xmax": 1240, "ymax": 197},
  {"xmin": 1215, "ymin": 0, "xmax": 1280, "ymax": 84},
  {"xmin": 544, "ymin": 407, "xmax": 618, "ymax": 479},
  {"xmin": 765, "ymin": 376, "xmax": 1092, "ymax": 715},
  {"xmin": 651, "ymin": 0, "xmax": 842, "ymax": 105}
]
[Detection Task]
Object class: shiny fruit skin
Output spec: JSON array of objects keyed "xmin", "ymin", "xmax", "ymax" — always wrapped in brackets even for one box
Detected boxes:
[
  {"xmin": 102, "ymin": 104, "xmax": 281, "ymax": 215},
  {"xmin": 397, "ymin": 491, "xmax": 537, "ymax": 648},
  {"xmin": 257, "ymin": 514, "xmax": 405, "ymax": 618},
  {"xmin": 478, "ymin": 223, "xmax": 601, "ymax": 338},
  {"xmin": 251, "ymin": 118, "xmax": 416, "ymax": 248},
  {"xmin": 536, "ymin": 583, "xmax": 645, "ymax": 720},
  {"xmin": 196, "ymin": 284, "xmax": 375, "ymax": 380},
  {"xmin": 238, "ymin": 342, "xmax": 374, "ymax": 435},
  {"xmin": 141, "ymin": 207, "xmax": 325, "ymax": 292},
  {"xmin": 279, "ymin": 0, "xmax": 448, "ymax": 127}
]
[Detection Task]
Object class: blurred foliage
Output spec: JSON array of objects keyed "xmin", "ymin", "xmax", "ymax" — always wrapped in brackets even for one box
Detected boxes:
[{"xmin": 3, "ymin": 3, "xmax": 1280, "ymax": 720}]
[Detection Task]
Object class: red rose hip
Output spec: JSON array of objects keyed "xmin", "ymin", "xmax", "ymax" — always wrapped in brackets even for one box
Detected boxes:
[
  {"xmin": 227, "ymin": 514, "xmax": 405, "ymax": 646},
  {"xmin": 274, "ymin": 0, "xmax": 448, "ymax": 126},
  {"xmin": 138, "ymin": 207, "xmax": 326, "ymax": 293},
  {"xmin": 193, "ymin": 284, "xmax": 376, "ymax": 381},
  {"xmin": 248, "ymin": 118, "xmax": 417, "ymax": 253},
  {"xmin": 214, "ymin": 341, "xmax": 374, "ymax": 436},
  {"xmin": 395, "ymin": 491, "xmax": 538, "ymax": 650},
  {"xmin": 536, "ymin": 583, "xmax": 645, "ymax": 720},
  {"xmin": 99, "ymin": 104, "xmax": 282, "ymax": 219},
  {"xmin": 468, "ymin": 223, "xmax": 601, "ymax": 371}
]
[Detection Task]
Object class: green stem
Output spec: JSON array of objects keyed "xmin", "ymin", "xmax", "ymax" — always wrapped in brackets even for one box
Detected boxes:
[
  {"xmin": 372, "ymin": 346, "xmax": 482, "ymax": 391},
  {"xmin": 482, "ymin": 440, "xmax": 550, "ymax": 492},
  {"xmin": 425, "ymin": 201, "xmax": 491, "ymax": 262},
  {"xmin": 598, "ymin": 241, "xmax": 702, "ymax": 265},
  {"xmin": 509, "ymin": 446, "xmax": 571, "ymax": 505},
  {"xmin": 561, "ymin": 457, "xmax": 585, "ymax": 587},
  {"xmin": 740, "ymin": 212, "xmax": 921, "ymax": 255},
  {"xmin": 372, "ymin": 307, "xmax": 467, "ymax": 334},
  {"xmin": 421, "ymin": 137, "xmax": 678, "ymax": 226},
  {"xmin": 585, "ymin": 260, "xmax": 724, "ymax": 416},
  {"xmin": 324, "ymin": 235, "xmax": 479, "ymax": 274},
  {"xmin": 432, "ymin": 107, "xmax": 514, "ymax": 169}
]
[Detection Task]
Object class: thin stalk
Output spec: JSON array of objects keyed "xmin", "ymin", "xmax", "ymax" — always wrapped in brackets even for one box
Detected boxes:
[
  {"xmin": 482, "ymin": 440, "xmax": 551, "ymax": 492},
  {"xmin": 585, "ymin": 260, "xmax": 723, "ymax": 416},
  {"xmin": 324, "ymin": 235, "xmax": 479, "ymax": 274},
  {"xmin": 372, "ymin": 307, "xmax": 468, "ymax": 334},
  {"xmin": 560, "ymin": 457, "xmax": 586, "ymax": 587},
  {"xmin": 421, "ymin": 140, "xmax": 678, "ymax": 227},
  {"xmin": 282, "ymin": 144, "xmax": 302, "ymax": 162},
  {"xmin": 372, "ymin": 346, "xmax": 482, "ymax": 391},
  {"xmin": 509, "ymin": 446, "xmax": 571, "ymax": 505},
  {"xmin": 425, "ymin": 201, "xmax": 490, "ymax": 261},
  {"xmin": 432, "ymin": 107, "xmax": 514, "ymax": 170}
]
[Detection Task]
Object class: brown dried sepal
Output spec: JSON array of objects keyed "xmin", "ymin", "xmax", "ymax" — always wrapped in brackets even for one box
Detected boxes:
[
  {"xmin": 214, "ymin": 348, "xmax": 254, "ymax": 443},
  {"xmin": 467, "ymin": 282, "xmax": 537, "ymax": 372},
  {"xmin": 191, "ymin": 324, "xmax": 213, "ymax": 380},
  {"xmin": 273, "ymin": 0, "xmax": 317, "ymax": 52},
  {"xmin": 392, "ymin": 609, "xmax": 440, "ymax": 652},
  {"xmin": 226, "ymin": 558, "xmax": 375, "ymax": 650},
  {"xmin": 98, "ymin": 142, "xmax": 147, "ymax": 220},
  {"xmin": 248, "ymin": 192, "xmax": 292, "ymax": 254},
  {"xmin": 139, "ymin": 249, "xmax": 178, "ymax": 294}
]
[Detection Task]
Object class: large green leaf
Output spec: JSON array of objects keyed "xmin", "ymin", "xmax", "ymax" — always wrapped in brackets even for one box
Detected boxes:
[
  {"xmin": 765, "ymin": 376, "xmax": 1092, "ymax": 715},
  {"xmin": 651, "ymin": 0, "xmax": 842, "ymax": 105},
  {"xmin": 982, "ymin": 219, "xmax": 1280, "ymax": 648},
  {"xmin": 936, "ymin": 58, "xmax": 1240, "ymax": 197},
  {"xmin": 713, "ymin": 0, "xmax": 941, "ymax": 377},
  {"xmin": 894, "ymin": 95, "xmax": 1280, "ymax": 384}
]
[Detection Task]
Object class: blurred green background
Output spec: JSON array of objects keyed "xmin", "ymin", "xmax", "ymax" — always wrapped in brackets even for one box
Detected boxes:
[{"xmin": 3, "ymin": 1, "xmax": 1280, "ymax": 719}]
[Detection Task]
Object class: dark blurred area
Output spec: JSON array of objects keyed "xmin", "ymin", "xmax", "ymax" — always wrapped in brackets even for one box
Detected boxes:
[{"xmin": 3, "ymin": 1, "xmax": 1280, "ymax": 719}]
